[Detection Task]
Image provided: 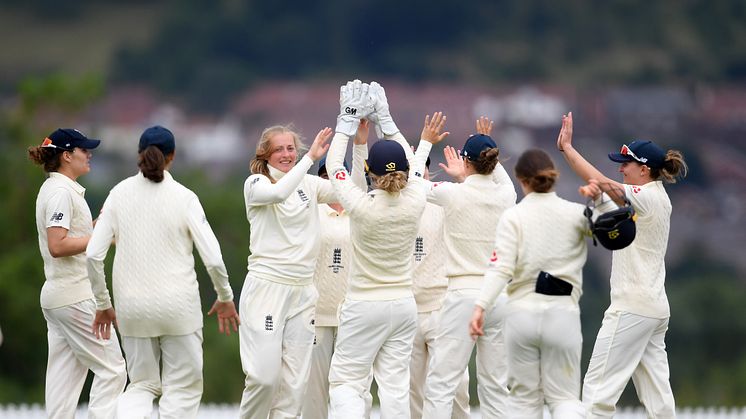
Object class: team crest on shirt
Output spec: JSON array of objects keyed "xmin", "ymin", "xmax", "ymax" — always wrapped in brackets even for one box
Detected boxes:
[
  {"xmin": 297, "ymin": 189, "xmax": 309, "ymax": 203},
  {"xmin": 328, "ymin": 248, "xmax": 344, "ymax": 273},
  {"xmin": 334, "ymin": 168, "xmax": 347, "ymax": 181},
  {"xmin": 50, "ymin": 212, "xmax": 64, "ymax": 222},
  {"xmin": 265, "ymin": 314, "xmax": 274, "ymax": 331},
  {"xmin": 413, "ymin": 237, "xmax": 427, "ymax": 261}
]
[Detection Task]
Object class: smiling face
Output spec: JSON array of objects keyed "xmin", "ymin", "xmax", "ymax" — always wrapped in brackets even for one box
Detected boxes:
[
  {"xmin": 619, "ymin": 161, "xmax": 650, "ymax": 185},
  {"xmin": 267, "ymin": 132, "xmax": 298, "ymax": 173}
]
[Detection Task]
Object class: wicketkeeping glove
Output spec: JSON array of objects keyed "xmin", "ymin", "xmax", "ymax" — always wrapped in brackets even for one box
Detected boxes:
[
  {"xmin": 369, "ymin": 81, "xmax": 400, "ymax": 136},
  {"xmin": 336, "ymin": 80, "xmax": 373, "ymax": 136}
]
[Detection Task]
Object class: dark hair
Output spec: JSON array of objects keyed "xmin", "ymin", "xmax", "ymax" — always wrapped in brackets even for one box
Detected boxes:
[
  {"xmin": 650, "ymin": 149, "xmax": 688, "ymax": 184},
  {"xmin": 371, "ymin": 171, "xmax": 408, "ymax": 193},
  {"xmin": 472, "ymin": 148, "xmax": 500, "ymax": 175},
  {"xmin": 514, "ymin": 148, "xmax": 559, "ymax": 193},
  {"xmin": 28, "ymin": 146, "xmax": 63, "ymax": 173},
  {"xmin": 138, "ymin": 145, "xmax": 167, "ymax": 182}
]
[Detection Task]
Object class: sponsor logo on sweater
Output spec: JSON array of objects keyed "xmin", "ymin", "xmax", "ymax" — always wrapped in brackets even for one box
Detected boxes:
[
  {"xmin": 297, "ymin": 189, "xmax": 309, "ymax": 203},
  {"xmin": 413, "ymin": 237, "xmax": 427, "ymax": 262},
  {"xmin": 50, "ymin": 212, "xmax": 64, "ymax": 222},
  {"xmin": 328, "ymin": 248, "xmax": 344, "ymax": 273},
  {"xmin": 265, "ymin": 314, "xmax": 274, "ymax": 331}
]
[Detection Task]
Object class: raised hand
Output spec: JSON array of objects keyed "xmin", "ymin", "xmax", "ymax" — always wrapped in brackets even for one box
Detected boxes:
[
  {"xmin": 557, "ymin": 112, "xmax": 573, "ymax": 152},
  {"xmin": 92, "ymin": 308, "xmax": 118, "ymax": 340},
  {"xmin": 420, "ymin": 112, "xmax": 450, "ymax": 145},
  {"xmin": 354, "ymin": 119, "xmax": 370, "ymax": 146},
  {"xmin": 308, "ymin": 127, "xmax": 333, "ymax": 162},
  {"xmin": 207, "ymin": 300, "xmax": 241, "ymax": 336},
  {"xmin": 369, "ymin": 81, "xmax": 399, "ymax": 136},
  {"xmin": 476, "ymin": 116, "xmax": 494, "ymax": 136},
  {"xmin": 439, "ymin": 145, "xmax": 466, "ymax": 182},
  {"xmin": 336, "ymin": 80, "xmax": 373, "ymax": 136}
]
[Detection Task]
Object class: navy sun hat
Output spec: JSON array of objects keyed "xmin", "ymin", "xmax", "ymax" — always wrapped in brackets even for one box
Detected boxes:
[
  {"xmin": 318, "ymin": 156, "xmax": 349, "ymax": 176},
  {"xmin": 608, "ymin": 140, "xmax": 665, "ymax": 169},
  {"xmin": 41, "ymin": 129, "xmax": 100, "ymax": 150},
  {"xmin": 366, "ymin": 140, "xmax": 409, "ymax": 176},
  {"xmin": 139, "ymin": 125, "xmax": 175, "ymax": 155},
  {"xmin": 460, "ymin": 134, "xmax": 496, "ymax": 161}
]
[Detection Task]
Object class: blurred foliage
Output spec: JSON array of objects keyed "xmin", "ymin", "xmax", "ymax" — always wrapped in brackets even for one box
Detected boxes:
[{"xmin": 105, "ymin": 0, "xmax": 746, "ymax": 111}]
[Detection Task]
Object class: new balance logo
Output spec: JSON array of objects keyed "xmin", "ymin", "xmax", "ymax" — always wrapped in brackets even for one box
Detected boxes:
[
  {"xmin": 50, "ymin": 212, "xmax": 64, "ymax": 222},
  {"xmin": 328, "ymin": 248, "xmax": 344, "ymax": 273},
  {"xmin": 265, "ymin": 315, "xmax": 274, "ymax": 331},
  {"xmin": 413, "ymin": 237, "xmax": 427, "ymax": 262}
]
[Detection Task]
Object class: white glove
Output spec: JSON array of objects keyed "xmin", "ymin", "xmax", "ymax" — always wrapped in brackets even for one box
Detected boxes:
[
  {"xmin": 369, "ymin": 81, "xmax": 399, "ymax": 136},
  {"xmin": 336, "ymin": 80, "xmax": 373, "ymax": 136}
]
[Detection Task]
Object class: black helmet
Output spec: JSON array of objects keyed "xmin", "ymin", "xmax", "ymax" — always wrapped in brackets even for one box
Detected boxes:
[{"xmin": 585, "ymin": 195, "xmax": 637, "ymax": 251}]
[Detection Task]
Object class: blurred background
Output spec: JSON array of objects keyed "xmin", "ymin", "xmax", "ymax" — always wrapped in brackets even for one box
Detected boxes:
[{"xmin": 1, "ymin": 0, "xmax": 745, "ymax": 409}]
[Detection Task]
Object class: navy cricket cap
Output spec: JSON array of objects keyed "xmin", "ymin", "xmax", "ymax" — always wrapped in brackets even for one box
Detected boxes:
[
  {"xmin": 42, "ymin": 129, "xmax": 100, "ymax": 151},
  {"xmin": 460, "ymin": 134, "xmax": 496, "ymax": 161},
  {"xmin": 367, "ymin": 140, "xmax": 409, "ymax": 176},
  {"xmin": 139, "ymin": 125, "xmax": 175, "ymax": 155},
  {"xmin": 318, "ymin": 156, "xmax": 349, "ymax": 176},
  {"xmin": 608, "ymin": 140, "xmax": 665, "ymax": 169}
]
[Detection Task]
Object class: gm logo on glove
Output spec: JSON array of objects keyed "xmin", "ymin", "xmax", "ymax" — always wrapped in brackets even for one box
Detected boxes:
[{"xmin": 344, "ymin": 107, "xmax": 357, "ymax": 115}]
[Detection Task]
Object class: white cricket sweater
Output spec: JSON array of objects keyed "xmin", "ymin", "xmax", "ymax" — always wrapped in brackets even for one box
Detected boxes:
[
  {"xmin": 312, "ymin": 205, "xmax": 352, "ymax": 326},
  {"xmin": 244, "ymin": 155, "xmax": 335, "ymax": 285},
  {"xmin": 477, "ymin": 192, "xmax": 589, "ymax": 308},
  {"xmin": 35, "ymin": 172, "xmax": 95, "ymax": 309},
  {"xmin": 326, "ymin": 132, "xmax": 431, "ymax": 301},
  {"xmin": 412, "ymin": 203, "xmax": 448, "ymax": 313},
  {"xmin": 86, "ymin": 171, "xmax": 234, "ymax": 338},
  {"xmin": 428, "ymin": 166, "xmax": 517, "ymax": 289},
  {"xmin": 609, "ymin": 181, "xmax": 672, "ymax": 318}
]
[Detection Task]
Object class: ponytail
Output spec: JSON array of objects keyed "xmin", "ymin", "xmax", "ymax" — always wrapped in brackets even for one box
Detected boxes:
[
  {"xmin": 138, "ymin": 145, "xmax": 166, "ymax": 182},
  {"xmin": 514, "ymin": 148, "xmax": 559, "ymax": 193},
  {"xmin": 472, "ymin": 148, "xmax": 500, "ymax": 175},
  {"xmin": 27, "ymin": 146, "xmax": 63, "ymax": 173},
  {"xmin": 371, "ymin": 171, "xmax": 408, "ymax": 193},
  {"xmin": 651, "ymin": 149, "xmax": 688, "ymax": 184}
]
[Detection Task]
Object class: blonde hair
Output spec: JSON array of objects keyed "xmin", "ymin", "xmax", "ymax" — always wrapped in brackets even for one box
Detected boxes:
[
  {"xmin": 650, "ymin": 149, "xmax": 688, "ymax": 184},
  {"xmin": 249, "ymin": 125, "xmax": 305, "ymax": 182},
  {"xmin": 370, "ymin": 171, "xmax": 408, "ymax": 193}
]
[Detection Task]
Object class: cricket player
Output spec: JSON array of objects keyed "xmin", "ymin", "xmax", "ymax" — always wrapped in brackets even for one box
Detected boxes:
[
  {"xmin": 86, "ymin": 125, "xmax": 239, "ymax": 418},
  {"xmin": 326, "ymin": 80, "xmax": 446, "ymax": 418},
  {"xmin": 557, "ymin": 112, "xmax": 688, "ymax": 418},
  {"xmin": 29, "ymin": 128, "xmax": 126, "ymax": 418},
  {"xmin": 422, "ymin": 117, "xmax": 517, "ymax": 419}
]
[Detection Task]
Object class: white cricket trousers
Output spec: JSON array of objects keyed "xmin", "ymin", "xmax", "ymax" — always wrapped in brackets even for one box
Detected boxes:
[
  {"xmin": 118, "ymin": 331, "xmax": 204, "ymax": 419},
  {"xmin": 583, "ymin": 310, "xmax": 676, "ymax": 419},
  {"xmin": 329, "ymin": 297, "xmax": 417, "ymax": 419},
  {"xmin": 239, "ymin": 276, "xmax": 317, "ymax": 419},
  {"xmin": 423, "ymin": 289, "xmax": 509, "ymax": 419},
  {"xmin": 504, "ymin": 295, "xmax": 585, "ymax": 419},
  {"xmin": 302, "ymin": 326, "xmax": 373, "ymax": 419},
  {"xmin": 42, "ymin": 299, "xmax": 126, "ymax": 419},
  {"xmin": 410, "ymin": 309, "xmax": 470, "ymax": 419}
]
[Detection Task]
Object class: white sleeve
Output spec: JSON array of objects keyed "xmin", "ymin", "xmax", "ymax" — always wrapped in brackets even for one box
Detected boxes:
[
  {"xmin": 244, "ymin": 155, "xmax": 314, "ymax": 206},
  {"xmin": 476, "ymin": 213, "xmax": 518, "ymax": 309},
  {"xmin": 314, "ymin": 177, "xmax": 337, "ymax": 204},
  {"xmin": 186, "ymin": 196, "xmax": 233, "ymax": 302},
  {"xmin": 351, "ymin": 143, "xmax": 368, "ymax": 191},
  {"xmin": 327, "ymin": 132, "xmax": 368, "ymax": 214},
  {"xmin": 85, "ymin": 195, "xmax": 115, "ymax": 310},
  {"xmin": 492, "ymin": 163, "xmax": 518, "ymax": 203},
  {"xmin": 426, "ymin": 180, "xmax": 456, "ymax": 207},
  {"xmin": 44, "ymin": 188, "xmax": 73, "ymax": 230},
  {"xmin": 623, "ymin": 184, "xmax": 652, "ymax": 216}
]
